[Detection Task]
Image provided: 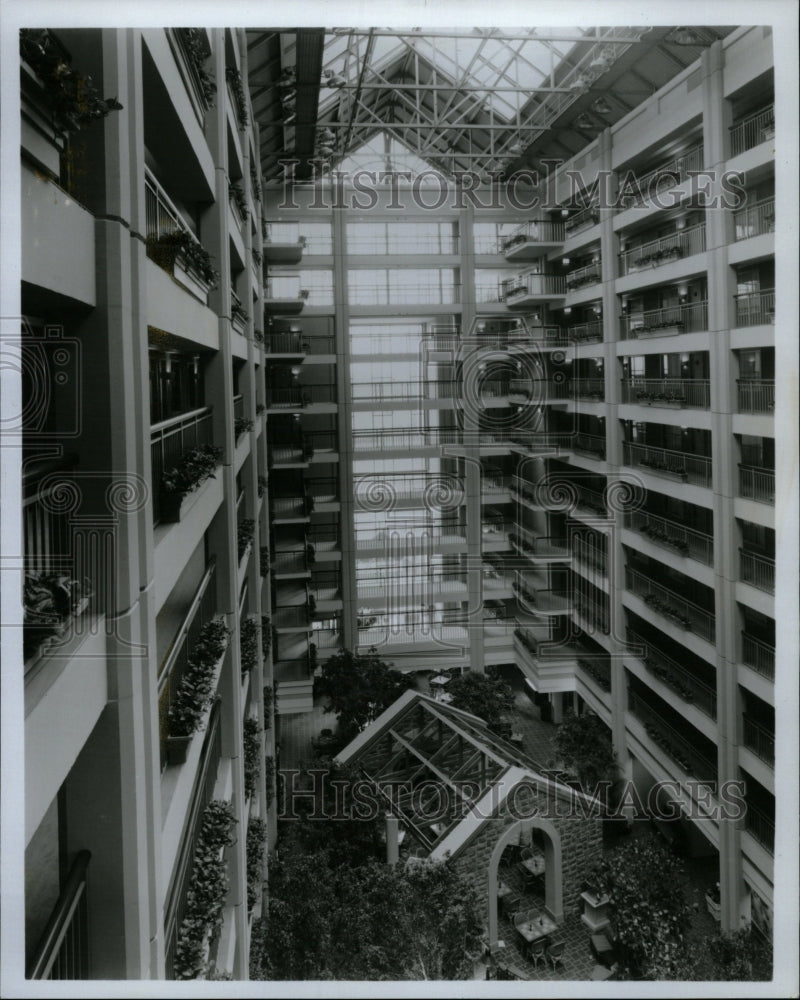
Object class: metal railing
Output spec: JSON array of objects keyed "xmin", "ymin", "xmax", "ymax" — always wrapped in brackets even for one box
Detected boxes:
[
  {"xmin": 502, "ymin": 220, "xmax": 565, "ymax": 252},
  {"xmin": 620, "ymin": 300, "xmax": 708, "ymax": 339},
  {"xmin": 626, "ymin": 627, "xmax": 716, "ymax": 719},
  {"xmin": 566, "ymin": 261, "xmax": 602, "ymax": 289},
  {"xmin": 564, "ymin": 205, "xmax": 600, "ymax": 233},
  {"xmin": 266, "ymin": 332, "xmax": 305, "ymax": 354},
  {"xmin": 265, "ymin": 277, "xmax": 306, "ymax": 300},
  {"xmin": 577, "ymin": 656, "xmax": 612, "ymax": 692},
  {"xmin": 567, "ymin": 320, "xmax": 603, "ymax": 343},
  {"xmin": 23, "ymin": 458, "xmax": 76, "ymax": 576},
  {"xmin": 624, "ymin": 441, "xmax": 712, "ymax": 488},
  {"xmin": 572, "ymin": 591, "xmax": 610, "ymax": 633},
  {"xmin": 739, "ymin": 549, "xmax": 775, "ymax": 593},
  {"xmin": 738, "ymin": 465, "xmax": 775, "ymax": 504},
  {"xmin": 625, "ymin": 566, "xmax": 715, "ymax": 643},
  {"xmin": 743, "ymin": 716, "xmax": 775, "ymax": 765},
  {"xmin": 741, "ymin": 632, "xmax": 775, "ymax": 679},
  {"xmin": 349, "ymin": 283, "xmax": 461, "ymax": 306},
  {"xmin": 568, "ymin": 378, "xmax": 605, "ymax": 400},
  {"xmin": 734, "ymin": 196, "xmax": 775, "ymax": 240},
  {"xmin": 729, "ymin": 104, "xmax": 774, "ymax": 157},
  {"xmin": 744, "ymin": 801, "xmax": 774, "ymax": 852},
  {"xmin": 736, "ymin": 379, "xmax": 774, "ymax": 413},
  {"xmin": 157, "ymin": 561, "xmax": 217, "ymax": 768},
  {"xmin": 734, "ymin": 289, "xmax": 774, "ymax": 327},
  {"xmin": 347, "ymin": 234, "xmax": 460, "ymax": 254},
  {"xmin": 172, "ymin": 29, "xmax": 214, "ymax": 113},
  {"xmin": 27, "ymin": 850, "xmax": 91, "ymax": 979},
  {"xmin": 513, "ymin": 583, "xmax": 572, "ymax": 614},
  {"xmin": 628, "ymin": 689, "xmax": 717, "ymax": 782},
  {"xmin": 352, "ymin": 428, "xmax": 461, "ymax": 451},
  {"xmin": 619, "ymin": 223, "xmax": 706, "ymax": 275},
  {"xmin": 163, "ymin": 700, "xmax": 222, "ymax": 978},
  {"xmin": 233, "ymin": 393, "xmax": 244, "ymax": 421},
  {"xmin": 145, "ymin": 171, "xmax": 193, "ymax": 242},
  {"xmin": 510, "ymin": 528, "xmax": 570, "ymax": 559},
  {"xmin": 621, "ymin": 377, "xmax": 710, "ymax": 409},
  {"xmin": 271, "ymin": 552, "xmax": 309, "ymax": 575},
  {"xmin": 572, "ymin": 536, "xmax": 608, "ymax": 574},
  {"xmin": 625, "ymin": 509, "xmax": 713, "ymax": 564},
  {"xmin": 575, "ymin": 484, "xmax": 610, "ymax": 517},
  {"xmin": 501, "ymin": 273, "xmax": 566, "ymax": 300},
  {"xmin": 150, "ymin": 406, "xmax": 214, "ymax": 525},
  {"xmin": 573, "ymin": 432, "xmax": 606, "ymax": 459},
  {"xmin": 618, "ymin": 142, "xmax": 704, "ymax": 209}
]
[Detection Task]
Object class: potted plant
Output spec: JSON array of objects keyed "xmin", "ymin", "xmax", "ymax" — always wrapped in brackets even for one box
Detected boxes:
[
  {"xmin": 229, "ymin": 181, "xmax": 248, "ymax": 219},
  {"xmin": 160, "ymin": 444, "xmax": 223, "ymax": 522},
  {"xmin": 23, "ymin": 571, "xmax": 93, "ymax": 661},
  {"xmin": 705, "ymin": 882, "xmax": 722, "ymax": 921},
  {"xmin": 231, "ymin": 299, "xmax": 249, "ymax": 328}
]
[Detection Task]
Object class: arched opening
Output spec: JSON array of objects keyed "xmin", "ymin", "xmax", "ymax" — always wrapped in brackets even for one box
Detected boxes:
[{"xmin": 487, "ymin": 817, "xmax": 563, "ymax": 948}]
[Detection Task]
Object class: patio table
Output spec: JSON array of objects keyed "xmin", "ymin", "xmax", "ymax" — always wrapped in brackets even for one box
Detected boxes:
[
  {"xmin": 516, "ymin": 912, "xmax": 558, "ymax": 944},
  {"xmin": 520, "ymin": 853, "xmax": 545, "ymax": 877}
]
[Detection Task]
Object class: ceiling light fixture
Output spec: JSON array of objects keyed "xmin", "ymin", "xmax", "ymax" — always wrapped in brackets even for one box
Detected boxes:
[
  {"xmin": 593, "ymin": 97, "xmax": 613, "ymax": 115},
  {"xmin": 569, "ymin": 72, "xmax": 591, "ymax": 93},
  {"xmin": 671, "ymin": 27, "xmax": 703, "ymax": 46}
]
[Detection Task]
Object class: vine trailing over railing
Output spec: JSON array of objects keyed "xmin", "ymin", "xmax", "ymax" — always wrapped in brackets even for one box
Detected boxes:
[
  {"xmin": 243, "ymin": 716, "xmax": 261, "ymax": 800},
  {"xmin": 162, "ymin": 444, "xmax": 223, "ymax": 498},
  {"xmin": 229, "ymin": 181, "xmax": 248, "ymax": 218},
  {"xmin": 20, "ymin": 29, "xmax": 124, "ymax": 135},
  {"xmin": 225, "ymin": 66, "xmax": 249, "ymax": 127},
  {"xmin": 168, "ymin": 619, "xmax": 230, "ymax": 739},
  {"xmin": 237, "ymin": 518, "xmax": 256, "ymax": 560},
  {"xmin": 173, "ymin": 800, "xmax": 237, "ymax": 979},
  {"xmin": 146, "ymin": 229, "xmax": 219, "ymax": 288},
  {"xmin": 239, "ymin": 614, "xmax": 259, "ymax": 673},
  {"xmin": 231, "ymin": 299, "xmax": 249, "ymax": 326},
  {"xmin": 178, "ymin": 29, "xmax": 216, "ymax": 107},
  {"xmin": 234, "ymin": 415, "xmax": 253, "ymax": 439},
  {"xmin": 246, "ymin": 818, "xmax": 268, "ymax": 912}
]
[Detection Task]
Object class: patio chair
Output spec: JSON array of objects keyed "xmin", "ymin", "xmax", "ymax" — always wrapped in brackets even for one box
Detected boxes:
[
  {"xmin": 499, "ymin": 892, "xmax": 522, "ymax": 919},
  {"xmin": 529, "ymin": 937, "xmax": 548, "ymax": 969},
  {"xmin": 546, "ymin": 939, "xmax": 566, "ymax": 970}
]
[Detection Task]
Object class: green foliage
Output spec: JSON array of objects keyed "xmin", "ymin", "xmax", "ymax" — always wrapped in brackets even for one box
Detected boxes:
[
  {"xmin": 246, "ymin": 818, "xmax": 268, "ymax": 911},
  {"xmin": 178, "ymin": 28, "xmax": 216, "ymax": 107},
  {"xmin": 173, "ymin": 799, "xmax": 237, "ymax": 979},
  {"xmin": 553, "ymin": 710, "xmax": 618, "ymax": 792},
  {"xmin": 260, "ymin": 615, "xmax": 271, "ymax": 658},
  {"xmin": 316, "ymin": 646, "xmax": 416, "ymax": 742},
  {"xmin": 145, "ymin": 228, "xmax": 219, "ymax": 287},
  {"xmin": 161, "ymin": 444, "xmax": 223, "ymax": 496},
  {"xmin": 707, "ymin": 926, "xmax": 772, "ymax": 981},
  {"xmin": 264, "ymin": 755, "xmax": 276, "ymax": 803},
  {"xmin": 587, "ymin": 833, "xmax": 694, "ymax": 980},
  {"xmin": 225, "ymin": 66, "xmax": 249, "ymax": 127},
  {"xmin": 168, "ymin": 618, "xmax": 229, "ymax": 738},
  {"xmin": 243, "ymin": 716, "xmax": 261, "ymax": 801},
  {"xmin": 237, "ymin": 518, "xmax": 256, "ymax": 559},
  {"xmin": 239, "ymin": 615, "xmax": 259, "ymax": 673},
  {"xmin": 446, "ymin": 667, "xmax": 515, "ymax": 733},
  {"xmin": 234, "ymin": 416, "xmax": 254, "ymax": 440}
]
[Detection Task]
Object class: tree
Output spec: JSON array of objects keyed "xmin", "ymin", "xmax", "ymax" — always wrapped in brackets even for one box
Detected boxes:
[
  {"xmin": 446, "ymin": 667, "xmax": 515, "ymax": 733},
  {"xmin": 553, "ymin": 710, "xmax": 618, "ymax": 793},
  {"xmin": 587, "ymin": 833, "xmax": 696, "ymax": 980},
  {"xmin": 316, "ymin": 646, "xmax": 415, "ymax": 742}
]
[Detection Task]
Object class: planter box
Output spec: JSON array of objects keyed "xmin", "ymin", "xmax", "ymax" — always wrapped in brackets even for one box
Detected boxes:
[
  {"xmin": 637, "ymin": 324, "xmax": 684, "ymax": 339},
  {"xmin": 639, "ymin": 465, "xmax": 688, "ymax": 483},
  {"xmin": 159, "ymin": 487, "xmax": 205, "ymax": 524},
  {"xmin": 580, "ymin": 891, "xmax": 611, "ymax": 933},
  {"xmin": 167, "ymin": 734, "xmax": 193, "ymax": 766},
  {"xmin": 174, "ymin": 258, "xmax": 210, "ymax": 304},
  {"xmin": 705, "ymin": 893, "xmax": 721, "ymax": 921}
]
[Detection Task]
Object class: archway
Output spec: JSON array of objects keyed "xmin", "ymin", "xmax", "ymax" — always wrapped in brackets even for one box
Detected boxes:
[{"xmin": 487, "ymin": 816, "xmax": 564, "ymax": 947}]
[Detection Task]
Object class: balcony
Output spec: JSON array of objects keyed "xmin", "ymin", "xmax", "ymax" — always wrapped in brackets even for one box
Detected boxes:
[
  {"xmin": 150, "ymin": 406, "xmax": 214, "ymax": 526},
  {"xmin": 510, "ymin": 529, "xmax": 571, "ymax": 562},
  {"xmin": 739, "ymin": 549, "xmax": 775, "ymax": 594},
  {"xmin": 736, "ymin": 379, "xmax": 774, "ymax": 414},
  {"xmin": 269, "ymin": 437, "xmax": 313, "ymax": 468},
  {"xmin": 352, "ymin": 428, "xmax": 461, "ymax": 452},
  {"xmin": 625, "ymin": 566, "xmax": 715, "ymax": 643},
  {"xmin": 623, "ymin": 441, "xmax": 712, "ymax": 488},
  {"xmin": 567, "ymin": 320, "xmax": 603, "ymax": 344},
  {"xmin": 563, "ymin": 205, "xmax": 600, "ymax": 236},
  {"xmin": 513, "ymin": 581, "xmax": 571, "ymax": 615},
  {"xmin": 743, "ymin": 800, "xmax": 774, "ymax": 853},
  {"xmin": 626, "ymin": 627, "xmax": 716, "ymax": 719},
  {"xmin": 618, "ymin": 142, "xmax": 704, "ymax": 211},
  {"xmin": 572, "ymin": 537, "xmax": 608, "ymax": 575},
  {"xmin": 738, "ymin": 465, "xmax": 774, "ymax": 505},
  {"xmin": 565, "ymin": 261, "xmax": 602, "ymax": 291},
  {"xmin": 574, "ymin": 485, "xmax": 611, "ymax": 519},
  {"xmin": 264, "ymin": 280, "xmax": 309, "ymax": 316},
  {"xmin": 741, "ymin": 632, "xmax": 775, "ymax": 679},
  {"xmin": 729, "ymin": 104, "xmax": 774, "ymax": 158},
  {"xmin": 743, "ymin": 715, "xmax": 774, "ymax": 766},
  {"xmin": 271, "ymin": 495, "xmax": 312, "ymax": 522},
  {"xmin": 577, "ymin": 657, "xmax": 611, "ymax": 693},
  {"xmin": 349, "ymin": 283, "xmax": 461, "ymax": 307},
  {"xmin": 620, "ymin": 301, "xmax": 708, "ymax": 340},
  {"xmin": 734, "ymin": 290, "xmax": 774, "ymax": 327},
  {"xmin": 271, "ymin": 551, "xmax": 311, "ymax": 578},
  {"xmin": 501, "ymin": 220, "xmax": 565, "ymax": 260},
  {"xmin": 734, "ymin": 197, "xmax": 775, "ymax": 241},
  {"xmin": 572, "ymin": 591, "xmax": 610, "ymax": 634},
  {"xmin": 572, "ymin": 433, "xmax": 606, "ymax": 460},
  {"xmin": 628, "ymin": 689, "xmax": 717, "ymax": 784},
  {"xmin": 618, "ymin": 223, "xmax": 706, "ymax": 276},
  {"xmin": 621, "ymin": 377, "xmax": 710, "ymax": 409},
  {"xmin": 169, "ymin": 28, "xmax": 214, "ymax": 119},
  {"xmin": 501, "ymin": 273, "xmax": 566, "ymax": 307},
  {"xmin": 569, "ymin": 378, "xmax": 605, "ymax": 401},
  {"xmin": 265, "ymin": 332, "xmax": 307, "ymax": 358},
  {"xmin": 27, "ymin": 850, "xmax": 91, "ymax": 980},
  {"xmin": 263, "ymin": 234, "xmax": 305, "ymax": 265},
  {"xmin": 624, "ymin": 509, "xmax": 713, "ymax": 565}
]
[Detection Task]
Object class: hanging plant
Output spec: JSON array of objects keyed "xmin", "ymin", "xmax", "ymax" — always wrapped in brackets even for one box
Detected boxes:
[
  {"xmin": 24, "ymin": 571, "xmax": 93, "ymax": 658},
  {"xmin": 231, "ymin": 298, "xmax": 249, "ymax": 326}
]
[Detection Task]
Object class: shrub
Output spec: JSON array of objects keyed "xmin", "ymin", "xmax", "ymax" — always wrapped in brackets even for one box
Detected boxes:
[
  {"xmin": 239, "ymin": 615, "xmax": 259, "ymax": 673},
  {"xmin": 247, "ymin": 818, "xmax": 268, "ymax": 911},
  {"xmin": 243, "ymin": 716, "xmax": 261, "ymax": 800},
  {"xmin": 161, "ymin": 444, "xmax": 223, "ymax": 497},
  {"xmin": 168, "ymin": 618, "xmax": 230, "ymax": 737}
]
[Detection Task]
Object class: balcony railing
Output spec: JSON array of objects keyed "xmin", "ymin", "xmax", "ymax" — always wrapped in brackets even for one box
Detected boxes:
[
  {"xmin": 739, "ymin": 549, "xmax": 775, "ymax": 593},
  {"xmin": 352, "ymin": 428, "xmax": 461, "ymax": 451},
  {"xmin": 150, "ymin": 406, "xmax": 214, "ymax": 526},
  {"xmin": 572, "ymin": 591, "xmax": 610, "ymax": 633},
  {"xmin": 734, "ymin": 196, "xmax": 775, "ymax": 241},
  {"xmin": 572, "ymin": 537, "xmax": 608, "ymax": 575},
  {"xmin": 626, "ymin": 627, "xmax": 716, "ymax": 719},
  {"xmin": 729, "ymin": 104, "xmax": 774, "ymax": 157},
  {"xmin": 620, "ymin": 301, "xmax": 708, "ymax": 339},
  {"xmin": 564, "ymin": 205, "xmax": 600, "ymax": 234},
  {"xmin": 347, "ymin": 234, "xmax": 460, "ymax": 255},
  {"xmin": 744, "ymin": 801, "xmax": 774, "ymax": 852},
  {"xmin": 743, "ymin": 715, "xmax": 775, "ymax": 766},
  {"xmin": 567, "ymin": 320, "xmax": 603, "ymax": 343},
  {"xmin": 575, "ymin": 484, "xmax": 611, "ymax": 518},
  {"xmin": 501, "ymin": 273, "xmax": 566, "ymax": 300},
  {"xmin": 566, "ymin": 261, "xmax": 602, "ymax": 290},
  {"xmin": 513, "ymin": 583, "xmax": 571, "ymax": 614},
  {"xmin": 164, "ymin": 699, "xmax": 222, "ymax": 978},
  {"xmin": 233, "ymin": 393, "xmax": 244, "ymax": 421},
  {"xmin": 157, "ymin": 560, "xmax": 217, "ymax": 769},
  {"xmin": 510, "ymin": 529, "xmax": 570, "ymax": 560},
  {"xmin": 502, "ymin": 220, "xmax": 565, "ymax": 251},
  {"xmin": 570, "ymin": 378, "xmax": 605, "ymax": 400},
  {"xmin": 623, "ymin": 441, "xmax": 712, "ymax": 488},
  {"xmin": 619, "ymin": 223, "xmax": 706, "ymax": 275},
  {"xmin": 23, "ymin": 458, "xmax": 76, "ymax": 575},
  {"xmin": 573, "ymin": 433, "xmax": 606, "ymax": 459},
  {"xmin": 628, "ymin": 690, "xmax": 717, "ymax": 783},
  {"xmin": 27, "ymin": 850, "xmax": 91, "ymax": 979},
  {"xmin": 349, "ymin": 283, "xmax": 461, "ymax": 306},
  {"xmin": 736, "ymin": 379, "xmax": 774, "ymax": 414},
  {"xmin": 738, "ymin": 465, "xmax": 775, "ymax": 504},
  {"xmin": 145, "ymin": 170, "xmax": 193, "ymax": 243},
  {"xmin": 621, "ymin": 377, "xmax": 710, "ymax": 409},
  {"xmin": 578, "ymin": 656, "xmax": 612, "ymax": 692},
  {"xmin": 734, "ymin": 289, "xmax": 774, "ymax": 327},
  {"xmin": 625, "ymin": 509, "xmax": 713, "ymax": 565},
  {"xmin": 618, "ymin": 142, "xmax": 704, "ymax": 210},
  {"xmin": 625, "ymin": 566, "xmax": 715, "ymax": 643},
  {"xmin": 741, "ymin": 632, "xmax": 775, "ymax": 679}
]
